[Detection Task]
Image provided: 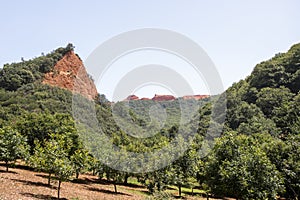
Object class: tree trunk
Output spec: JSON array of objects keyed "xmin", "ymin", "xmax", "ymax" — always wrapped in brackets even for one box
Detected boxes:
[
  {"xmin": 206, "ymin": 192, "xmax": 209, "ymax": 200},
  {"xmin": 191, "ymin": 187, "xmax": 194, "ymax": 196},
  {"xmin": 124, "ymin": 174, "xmax": 129, "ymax": 184},
  {"xmin": 48, "ymin": 173, "xmax": 51, "ymax": 185},
  {"xmin": 289, "ymin": 187, "xmax": 298, "ymax": 200},
  {"xmin": 157, "ymin": 181, "xmax": 161, "ymax": 191},
  {"xmin": 5, "ymin": 161, "xmax": 8, "ymax": 172},
  {"xmin": 178, "ymin": 184, "xmax": 182, "ymax": 197},
  {"xmin": 57, "ymin": 180, "xmax": 61, "ymax": 199},
  {"xmin": 114, "ymin": 183, "xmax": 117, "ymax": 193},
  {"xmin": 76, "ymin": 171, "xmax": 79, "ymax": 179}
]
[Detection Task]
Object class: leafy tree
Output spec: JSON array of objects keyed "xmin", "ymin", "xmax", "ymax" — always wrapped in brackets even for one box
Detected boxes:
[
  {"xmin": 237, "ymin": 114, "xmax": 279, "ymax": 136},
  {"xmin": 168, "ymin": 149, "xmax": 199, "ymax": 197},
  {"xmin": 248, "ymin": 61, "xmax": 287, "ymax": 90},
  {"xmin": 256, "ymin": 86, "xmax": 294, "ymax": 132},
  {"xmin": 71, "ymin": 148, "xmax": 89, "ymax": 179},
  {"xmin": 30, "ymin": 133, "xmax": 74, "ymax": 199},
  {"xmin": 282, "ymin": 134, "xmax": 300, "ymax": 199},
  {"xmin": 16, "ymin": 113, "xmax": 79, "ymax": 153},
  {"xmin": 53, "ymin": 157, "xmax": 74, "ymax": 199},
  {"xmin": 0, "ymin": 127, "xmax": 29, "ymax": 171},
  {"xmin": 143, "ymin": 167, "xmax": 170, "ymax": 194},
  {"xmin": 86, "ymin": 155, "xmax": 101, "ymax": 176},
  {"xmin": 105, "ymin": 167, "xmax": 125, "ymax": 193},
  {"xmin": 203, "ymin": 132, "xmax": 284, "ymax": 199},
  {"xmin": 288, "ymin": 92, "xmax": 300, "ymax": 134}
]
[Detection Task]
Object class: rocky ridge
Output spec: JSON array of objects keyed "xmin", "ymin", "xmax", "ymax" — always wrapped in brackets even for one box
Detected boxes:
[
  {"xmin": 124, "ymin": 94, "xmax": 209, "ymax": 101},
  {"xmin": 42, "ymin": 51, "xmax": 98, "ymax": 100}
]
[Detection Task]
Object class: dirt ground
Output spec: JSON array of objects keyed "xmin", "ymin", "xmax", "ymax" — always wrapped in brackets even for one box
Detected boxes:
[
  {"xmin": 0, "ymin": 163, "xmax": 223, "ymax": 200},
  {"xmin": 0, "ymin": 164, "xmax": 148, "ymax": 200}
]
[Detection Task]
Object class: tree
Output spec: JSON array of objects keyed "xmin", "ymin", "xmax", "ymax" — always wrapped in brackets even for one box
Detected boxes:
[
  {"xmin": 256, "ymin": 86, "xmax": 294, "ymax": 132},
  {"xmin": 143, "ymin": 167, "xmax": 170, "ymax": 194},
  {"xmin": 30, "ymin": 133, "xmax": 73, "ymax": 199},
  {"xmin": 282, "ymin": 134, "xmax": 300, "ymax": 199},
  {"xmin": 203, "ymin": 132, "xmax": 284, "ymax": 199},
  {"xmin": 168, "ymin": 148, "xmax": 199, "ymax": 197},
  {"xmin": 53, "ymin": 157, "xmax": 74, "ymax": 199},
  {"xmin": 106, "ymin": 167, "xmax": 124, "ymax": 193},
  {"xmin": 71, "ymin": 148, "xmax": 89, "ymax": 179},
  {"xmin": 86, "ymin": 155, "xmax": 101, "ymax": 176},
  {"xmin": 16, "ymin": 113, "xmax": 79, "ymax": 153},
  {"xmin": 0, "ymin": 127, "xmax": 29, "ymax": 171},
  {"xmin": 288, "ymin": 93, "xmax": 300, "ymax": 134}
]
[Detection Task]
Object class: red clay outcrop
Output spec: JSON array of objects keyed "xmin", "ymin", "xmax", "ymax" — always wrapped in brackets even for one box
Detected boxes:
[
  {"xmin": 42, "ymin": 51, "xmax": 98, "ymax": 100},
  {"xmin": 124, "ymin": 94, "xmax": 210, "ymax": 102},
  {"xmin": 126, "ymin": 95, "xmax": 140, "ymax": 101},
  {"xmin": 152, "ymin": 94, "xmax": 176, "ymax": 101}
]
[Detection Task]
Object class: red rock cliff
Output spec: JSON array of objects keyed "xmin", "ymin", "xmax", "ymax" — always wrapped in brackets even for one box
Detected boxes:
[
  {"xmin": 42, "ymin": 51, "xmax": 98, "ymax": 100},
  {"xmin": 152, "ymin": 94, "xmax": 176, "ymax": 101},
  {"xmin": 125, "ymin": 95, "xmax": 140, "ymax": 101}
]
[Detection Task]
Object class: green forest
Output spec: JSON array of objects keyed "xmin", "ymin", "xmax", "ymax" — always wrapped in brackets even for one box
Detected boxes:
[{"xmin": 0, "ymin": 43, "xmax": 299, "ymax": 200}]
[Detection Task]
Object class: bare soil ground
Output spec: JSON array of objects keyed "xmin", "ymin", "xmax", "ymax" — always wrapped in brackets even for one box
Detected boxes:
[
  {"xmin": 0, "ymin": 163, "xmax": 222, "ymax": 200},
  {"xmin": 0, "ymin": 164, "xmax": 147, "ymax": 200}
]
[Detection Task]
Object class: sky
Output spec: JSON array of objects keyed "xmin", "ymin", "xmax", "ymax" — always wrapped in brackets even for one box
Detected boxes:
[{"xmin": 0, "ymin": 0, "xmax": 300, "ymax": 101}]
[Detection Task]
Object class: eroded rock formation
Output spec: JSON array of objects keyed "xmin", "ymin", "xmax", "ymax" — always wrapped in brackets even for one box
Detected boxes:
[{"xmin": 43, "ymin": 51, "xmax": 98, "ymax": 100}]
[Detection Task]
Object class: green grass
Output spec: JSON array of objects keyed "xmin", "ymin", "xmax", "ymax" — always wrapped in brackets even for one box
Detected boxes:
[
  {"xmin": 123, "ymin": 177, "xmax": 207, "ymax": 198},
  {"xmin": 166, "ymin": 185, "xmax": 206, "ymax": 196},
  {"xmin": 127, "ymin": 177, "xmax": 143, "ymax": 186}
]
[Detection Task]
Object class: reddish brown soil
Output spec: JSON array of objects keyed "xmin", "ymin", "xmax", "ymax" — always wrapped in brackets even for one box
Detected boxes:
[
  {"xmin": 0, "ymin": 165, "xmax": 146, "ymax": 200},
  {"xmin": 124, "ymin": 94, "xmax": 210, "ymax": 102},
  {"xmin": 0, "ymin": 163, "xmax": 225, "ymax": 200},
  {"xmin": 125, "ymin": 95, "xmax": 140, "ymax": 101},
  {"xmin": 152, "ymin": 94, "xmax": 176, "ymax": 101},
  {"xmin": 42, "ymin": 51, "xmax": 98, "ymax": 100}
]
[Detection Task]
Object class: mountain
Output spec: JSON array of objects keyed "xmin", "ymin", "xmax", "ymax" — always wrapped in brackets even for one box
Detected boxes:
[
  {"xmin": 0, "ymin": 43, "xmax": 97, "ymax": 100},
  {"xmin": 225, "ymin": 43, "xmax": 300, "ymax": 136},
  {"xmin": 0, "ymin": 44, "xmax": 107, "ymax": 130}
]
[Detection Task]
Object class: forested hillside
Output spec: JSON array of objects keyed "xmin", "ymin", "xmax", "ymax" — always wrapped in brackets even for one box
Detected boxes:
[{"xmin": 0, "ymin": 43, "xmax": 299, "ymax": 199}]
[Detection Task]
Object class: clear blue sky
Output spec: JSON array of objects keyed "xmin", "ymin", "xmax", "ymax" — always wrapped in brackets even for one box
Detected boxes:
[{"xmin": 1, "ymin": 0, "xmax": 299, "ymax": 100}]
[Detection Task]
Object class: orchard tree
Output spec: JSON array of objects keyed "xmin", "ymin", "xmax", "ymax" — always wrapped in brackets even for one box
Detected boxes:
[
  {"xmin": 203, "ymin": 132, "xmax": 284, "ymax": 199},
  {"xmin": 104, "ymin": 166, "xmax": 125, "ymax": 193},
  {"xmin": 168, "ymin": 148, "xmax": 199, "ymax": 196},
  {"xmin": 16, "ymin": 113, "xmax": 79, "ymax": 153},
  {"xmin": 30, "ymin": 133, "xmax": 73, "ymax": 199},
  {"xmin": 71, "ymin": 148, "xmax": 89, "ymax": 179},
  {"xmin": 0, "ymin": 127, "xmax": 29, "ymax": 171},
  {"xmin": 54, "ymin": 157, "xmax": 74, "ymax": 199},
  {"xmin": 87, "ymin": 155, "xmax": 103, "ymax": 177},
  {"xmin": 143, "ymin": 167, "xmax": 170, "ymax": 194}
]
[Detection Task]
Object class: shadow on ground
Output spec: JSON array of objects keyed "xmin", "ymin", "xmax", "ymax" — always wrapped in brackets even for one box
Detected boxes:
[
  {"xmin": 85, "ymin": 185, "xmax": 131, "ymax": 196},
  {"xmin": 70, "ymin": 177, "xmax": 110, "ymax": 185},
  {"xmin": 0, "ymin": 169, "xmax": 18, "ymax": 174},
  {"xmin": 21, "ymin": 192, "xmax": 67, "ymax": 200},
  {"xmin": 10, "ymin": 178, "xmax": 57, "ymax": 189}
]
